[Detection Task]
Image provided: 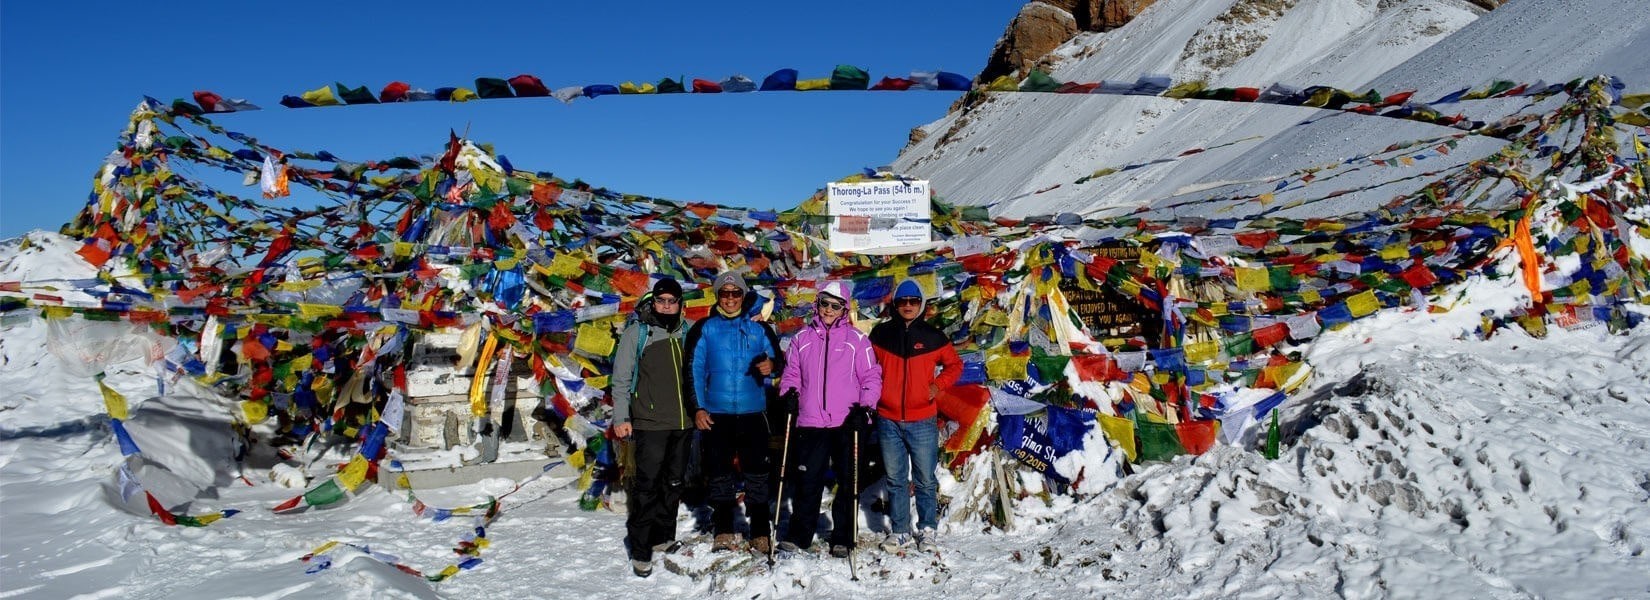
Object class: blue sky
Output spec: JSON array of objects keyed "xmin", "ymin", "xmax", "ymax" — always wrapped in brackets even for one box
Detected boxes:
[{"xmin": 0, "ymin": 1, "xmax": 1021, "ymax": 239}]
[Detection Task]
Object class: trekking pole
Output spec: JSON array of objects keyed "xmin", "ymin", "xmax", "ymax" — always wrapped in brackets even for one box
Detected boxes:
[
  {"xmin": 769, "ymin": 412, "xmax": 793, "ymax": 567},
  {"xmin": 849, "ymin": 426, "xmax": 860, "ymax": 581}
]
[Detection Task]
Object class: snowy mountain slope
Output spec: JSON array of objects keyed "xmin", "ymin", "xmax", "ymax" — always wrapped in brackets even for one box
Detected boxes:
[
  {"xmin": 1141, "ymin": 0, "xmax": 1650, "ymax": 222},
  {"xmin": 894, "ymin": 0, "xmax": 1485, "ymax": 218}
]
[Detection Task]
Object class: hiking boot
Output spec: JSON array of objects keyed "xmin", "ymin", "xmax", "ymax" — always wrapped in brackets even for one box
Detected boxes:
[
  {"xmin": 712, "ymin": 533, "xmax": 740, "ymax": 552},
  {"xmin": 651, "ymin": 540, "xmax": 683, "ymax": 555},
  {"xmin": 829, "ymin": 544, "xmax": 851, "ymax": 558},
  {"xmin": 915, "ymin": 528, "xmax": 937, "ymax": 553},
  {"xmin": 631, "ymin": 559, "xmax": 653, "ymax": 578},
  {"xmin": 879, "ymin": 533, "xmax": 912, "ymax": 553},
  {"xmin": 777, "ymin": 541, "xmax": 803, "ymax": 554},
  {"xmin": 748, "ymin": 536, "xmax": 772, "ymax": 554}
]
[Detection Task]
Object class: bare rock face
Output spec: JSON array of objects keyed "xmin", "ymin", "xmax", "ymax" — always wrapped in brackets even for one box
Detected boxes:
[
  {"xmin": 978, "ymin": 1, "xmax": 1159, "ymax": 85},
  {"xmin": 1465, "ymin": 0, "xmax": 1502, "ymax": 8},
  {"xmin": 977, "ymin": 3, "xmax": 1081, "ymax": 85},
  {"xmin": 1049, "ymin": 0, "xmax": 1160, "ymax": 31}
]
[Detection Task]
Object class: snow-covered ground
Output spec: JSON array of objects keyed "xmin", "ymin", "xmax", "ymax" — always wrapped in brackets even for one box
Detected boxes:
[{"xmin": 4, "ymin": 229, "xmax": 1649, "ymax": 599}]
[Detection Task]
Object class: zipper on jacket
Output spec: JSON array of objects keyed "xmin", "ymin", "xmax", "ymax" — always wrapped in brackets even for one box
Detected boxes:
[
  {"xmin": 900, "ymin": 321, "xmax": 910, "ymax": 422},
  {"xmin": 821, "ymin": 325, "xmax": 831, "ymax": 419},
  {"xmin": 671, "ymin": 330, "xmax": 685, "ymax": 430}
]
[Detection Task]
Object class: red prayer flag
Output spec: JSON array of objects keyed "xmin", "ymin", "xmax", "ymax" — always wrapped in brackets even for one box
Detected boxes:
[
  {"xmin": 1175, "ymin": 420, "xmax": 1218, "ymax": 455},
  {"xmin": 146, "ymin": 492, "xmax": 179, "ymax": 525},
  {"xmin": 379, "ymin": 81, "xmax": 411, "ymax": 102},
  {"xmin": 1251, "ymin": 322, "xmax": 1289, "ymax": 348},
  {"xmin": 1400, "ymin": 264, "xmax": 1438, "ymax": 288},
  {"xmin": 193, "ymin": 90, "xmax": 224, "ymax": 112},
  {"xmin": 507, "ymin": 74, "xmax": 551, "ymax": 97}
]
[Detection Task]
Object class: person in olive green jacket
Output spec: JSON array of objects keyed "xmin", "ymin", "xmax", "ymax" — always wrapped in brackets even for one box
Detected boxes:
[{"xmin": 612, "ymin": 278, "xmax": 696, "ymax": 577}]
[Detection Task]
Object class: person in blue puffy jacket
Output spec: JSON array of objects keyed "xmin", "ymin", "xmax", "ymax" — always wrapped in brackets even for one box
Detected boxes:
[{"xmin": 682, "ymin": 271, "xmax": 784, "ymax": 554}]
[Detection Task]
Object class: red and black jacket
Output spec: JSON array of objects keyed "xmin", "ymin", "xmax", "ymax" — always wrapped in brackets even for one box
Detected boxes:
[{"xmin": 870, "ymin": 317, "xmax": 963, "ymax": 422}]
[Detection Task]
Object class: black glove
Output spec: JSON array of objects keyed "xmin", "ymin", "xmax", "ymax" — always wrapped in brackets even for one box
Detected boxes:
[
  {"xmin": 847, "ymin": 406, "xmax": 875, "ymax": 433},
  {"xmin": 781, "ymin": 389, "xmax": 800, "ymax": 415}
]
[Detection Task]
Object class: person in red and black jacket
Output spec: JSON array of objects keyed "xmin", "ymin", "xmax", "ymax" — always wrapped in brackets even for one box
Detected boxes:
[{"xmin": 869, "ymin": 279, "xmax": 961, "ymax": 553}]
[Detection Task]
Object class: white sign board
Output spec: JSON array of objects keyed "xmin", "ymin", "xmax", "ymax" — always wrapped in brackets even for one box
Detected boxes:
[{"xmin": 826, "ymin": 180, "xmax": 932, "ymax": 252}]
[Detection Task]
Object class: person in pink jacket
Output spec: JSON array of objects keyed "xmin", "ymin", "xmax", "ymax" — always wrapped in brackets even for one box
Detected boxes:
[{"xmin": 775, "ymin": 281, "xmax": 882, "ymax": 557}]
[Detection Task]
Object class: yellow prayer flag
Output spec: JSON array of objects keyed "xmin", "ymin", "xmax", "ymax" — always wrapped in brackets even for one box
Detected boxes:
[
  {"xmin": 297, "ymin": 303, "xmax": 343, "ymax": 320},
  {"xmin": 468, "ymin": 336, "xmax": 500, "ymax": 418},
  {"xmin": 548, "ymin": 252, "xmax": 586, "ymax": 278},
  {"xmin": 98, "ymin": 376, "xmax": 128, "ymax": 420},
  {"xmin": 917, "ymin": 272, "xmax": 940, "ymax": 299},
  {"xmin": 1236, "ymin": 267, "xmax": 1271, "ymax": 292},
  {"xmin": 1138, "ymin": 250, "xmax": 1163, "ymax": 274},
  {"xmin": 300, "ymin": 85, "xmax": 341, "ymax": 106},
  {"xmin": 1380, "ymin": 244, "xmax": 1409, "ymax": 261},
  {"xmin": 242, "ymin": 400, "xmax": 268, "ymax": 423},
  {"xmin": 43, "ymin": 306, "xmax": 73, "ymax": 320},
  {"xmin": 450, "ymin": 88, "xmax": 478, "ymax": 102},
  {"xmin": 337, "ymin": 454, "xmax": 370, "ymax": 490},
  {"xmin": 586, "ymin": 375, "xmax": 609, "ymax": 391},
  {"xmin": 1207, "ymin": 302, "xmax": 1229, "ymax": 317},
  {"xmin": 1098, "ymin": 414, "xmax": 1137, "ymax": 463},
  {"xmin": 1185, "ymin": 340, "xmax": 1219, "ymax": 364},
  {"xmin": 985, "ymin": 354, "xmax": 1029, "ymax": 381},
  {"xmin": 987, "ymin": 75, "xmax": 1019, "ymax": 91},
  {"xmin": 574, "ymin": 322, "xmax": 616, "ymax": 357},
  {"xmin": 796, "ymin": 78, "xmax": 832, "ymax": 91},
  {"xmin": 1346, "ymin": 290, "xmax": 1380, "ymax": 318},
  {"xmin": 1299, "ymin": 288, "xmax": 1323, "ymax": 304}
]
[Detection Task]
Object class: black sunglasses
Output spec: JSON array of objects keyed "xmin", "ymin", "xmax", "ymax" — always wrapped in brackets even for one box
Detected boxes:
[
  {"xmin": 894, "ymin": 297, "xmax": 922, "ymax": 307},
  {"xmin": 716, "ymin": 289, "xmax": 744, "ymax": 299},
  {"xmin": 653, "ymin": 296, "xmax": 680, "ymax": 306},
  {"xmin": 816, "ymin": 298, "xmax": 846, "ymax": 311}
]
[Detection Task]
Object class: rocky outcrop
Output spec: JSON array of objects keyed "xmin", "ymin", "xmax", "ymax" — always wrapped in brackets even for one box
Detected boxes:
[
  {"xmin": 977, "ymin": 3, "xmax": 1081, "ymax": 85},
  {"xmin": 977, "ymin": 0, "xmax": 1159, "ymax": 85}
]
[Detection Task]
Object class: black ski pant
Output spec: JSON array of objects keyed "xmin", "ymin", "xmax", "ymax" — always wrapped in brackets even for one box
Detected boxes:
[
  {"xmin": 782, "ymin": 425, "xmax": 865, "ymax": 550},
  {"xmin": 702, "ymin": 412, "xmax": 773, "ymax": 538},
  {"xmin": 626, "ymin": 428, "xmax": 691, "ymax": 561}
]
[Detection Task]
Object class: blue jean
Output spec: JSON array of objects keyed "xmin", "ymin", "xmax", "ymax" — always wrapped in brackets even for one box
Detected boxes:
[{"xmin": 877, "ymin": 417, "xmax": 938, "ymax": 534}]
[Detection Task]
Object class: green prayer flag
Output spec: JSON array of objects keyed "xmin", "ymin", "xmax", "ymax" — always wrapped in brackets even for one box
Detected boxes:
[
  {"xmin": 829, "ymin": 65, "xmax": 870, "ymax": 90},
  {"xmin": 475, "ymin": 77, "xmax": 514, "ymax": 99},
  {"xmin": 1135, "ymin": 416, "xmax": 1185, "ymax": 463},
  {"xmin": 1221, "ymin": 332, "xmax": 1254, "ymax": 358},
  {"xmin": 336, "ymin": 83, "xmax": 378, "ymax": 104},
  {"xmin": 303, "ymin": 478, "xmax": 347, "ymax": 507},
  {"xmin": 1269, "ymin": 266, "xmax": 1298, "ymax": 292},
  {"xmin": 1019, "ymin": 70, "xmax": 1060, "ymax": 92}
]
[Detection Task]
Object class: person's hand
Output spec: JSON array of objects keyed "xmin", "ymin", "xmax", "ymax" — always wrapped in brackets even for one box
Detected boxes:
[
  {"xmin": 781, "ymin": 389, "xmax": 800, "ymax": 415},
  {"xmin": 614, "ymin": 422, "xmax": 633, "ymax": 439},
  {"xmin": 847, "ymin": 406, "xmax": 875, "ymax": 433},
  {"xmin": 929, "ymin": 383, "xmax": 941, "ymax": 399},
  {"xmin": 755, "ymin": 358, "xmax": 774, "ymax": 377},
  {"xmin": 694, "ymin": 409, "xmax": 714, "ymax": 431}
]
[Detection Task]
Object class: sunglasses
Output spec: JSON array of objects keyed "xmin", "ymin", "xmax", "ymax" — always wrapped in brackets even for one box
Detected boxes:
[
  {"xmin": 817, "ymin": 298, "xmax": 846, "ymax": 311},
  {"xmin": 716, "ymin": 289, "xmax": 744, "ymax": 299},
  {"xmin": 653, "ymin": 296, "xmax": 680, "ymax": 306},
  {"xmin": 894, "ymin": 297, "xmax": 922, "ymax": 307}
]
